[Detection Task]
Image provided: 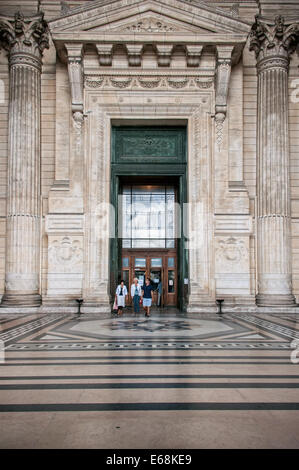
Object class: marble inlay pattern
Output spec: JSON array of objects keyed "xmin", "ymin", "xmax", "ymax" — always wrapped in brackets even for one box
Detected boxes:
[
  {"xmin": 0, "ymin": 312, "xmax": 298, "ymax": 350},
  {"xmin": 0, "ymin": 312, "xmax": 299, "ymax": 449}
]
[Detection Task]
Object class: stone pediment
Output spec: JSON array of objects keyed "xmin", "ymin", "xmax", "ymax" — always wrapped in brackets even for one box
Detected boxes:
[
  {"xmin": 49, "ymin": 0, "xmax": 251, "ymax": 36},
  {"xmin": 82, "ymin": 12, "xmax": 212, "ymax": 34}
]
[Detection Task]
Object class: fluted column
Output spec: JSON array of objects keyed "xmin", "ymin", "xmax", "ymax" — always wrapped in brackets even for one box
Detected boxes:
[
  {"xmin": 0, "ymin": 12, "xmax": 49, "ymax": 306},
  {"xmin": 250, "ymin": 15, "xmax": 299, "ymax": 306}
]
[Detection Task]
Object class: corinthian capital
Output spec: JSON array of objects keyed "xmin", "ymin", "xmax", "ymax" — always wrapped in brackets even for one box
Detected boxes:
[
  {"xmin": 249, "ymin": 14, "xmax": 299, "ymax": 62},
  {"xmin": 0, "ymin": 11, "xmax": 49, "ymax": 58}
]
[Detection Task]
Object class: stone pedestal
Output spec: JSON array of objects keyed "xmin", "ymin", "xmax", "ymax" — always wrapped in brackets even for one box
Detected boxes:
[
  {"xmin": 250, "ymin": 15, "xmax": 298, "ymax": 306},
  {"xmin": 0, "ymin": 12, "xmax": 49, "ymax": 306}
]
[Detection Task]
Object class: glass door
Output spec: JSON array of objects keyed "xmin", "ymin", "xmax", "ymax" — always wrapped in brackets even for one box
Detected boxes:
[
  {"xmin": 165, "ymin": 256, "xmax": 177, "ymax": 306},
  {"xmin": 150, "ymin": 257, "xmax": 162, "ymax": 306}
]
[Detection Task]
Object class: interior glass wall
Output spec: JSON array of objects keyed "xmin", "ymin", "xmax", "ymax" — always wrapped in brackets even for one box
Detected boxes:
[{"xmin": 121, "ymin": 185, "xmax": 175, "ymax": 248}]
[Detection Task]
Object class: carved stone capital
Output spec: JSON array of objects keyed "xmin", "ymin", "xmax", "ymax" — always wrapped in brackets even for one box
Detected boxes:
[
  {"xmin": 0, "ymin": 11, "xmax": 49, "ymax": 68},
  {"xmin": 249, "ymin": 15, "xmax": 299, "ymax": 70}
]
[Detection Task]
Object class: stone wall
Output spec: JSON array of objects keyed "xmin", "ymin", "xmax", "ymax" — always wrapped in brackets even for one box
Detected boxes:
[{"xmin": 0, "ymin": 0, "xmax": 298, "ymax": 310}]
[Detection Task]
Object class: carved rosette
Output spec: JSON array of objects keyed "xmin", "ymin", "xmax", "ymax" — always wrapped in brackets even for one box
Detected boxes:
[
  {"xmin": 0, "ymin": 12, "xmax": 49, "ymax": 70},
  {"xmin": 250, "ymin": 15, "xmax": 299, "ymax": 306}
]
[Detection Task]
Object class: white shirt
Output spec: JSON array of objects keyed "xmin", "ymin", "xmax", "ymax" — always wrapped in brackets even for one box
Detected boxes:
[
  {"xmin": 116, "ymin": 285, "xmax": 128, "ymax": 296},
  {"xmin": 131, "ymin": 283, "xmax": 142, "ymax": 297}
]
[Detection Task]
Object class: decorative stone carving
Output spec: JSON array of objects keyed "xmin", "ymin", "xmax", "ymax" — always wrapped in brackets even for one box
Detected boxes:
[
  {"xmin": 214, "ymin": 46, "xmax": 233, "ymax": 151},
  {"xmin": 126, "ymin": 44, "xmax": 143, "ymax": 66},
  {"xmin": 156, "ymin": 44, "xmax": 173, "ymax": 67},
  {"xmin": 215, "ymin": 112, "xmax": 225, "ymax": 151},
  {"xmin": 187, "ymin": 107, "xmax": 216, "ymax": 311},
  {"xmin": 124, "ymin": 19, "xmax": 174, "ymax": 33},
  {"xmin": 249, "ymin": 15, "xmax": 298, "ymax": 66},
  {"xmin": 186, "ymin": 45, "xmax": 203, "ymax": 67},
  {"xmin": 65, "ymin": 43, "xmax": 84, "ymax": 114},
  {"xmin": 110, "ymin": 76, "xmax": 132, "ymax": 88},
  {"xmin": 84, "ymin": 75, "xmax": 214, "ymax": 90},
  {"xmin": 249, "ymin": 15, "xmax": 299, "ymax": 306},
  {"xmin": 230, "ymin": 4, "xmax": 239, "ymax": 19},
  {"xmin": 138, "ymin": 76, "xmax": 161, "ymax": 88},
  {"xmin": 49, "ymin": 237, "xmax": 83, "ymax": 271},
  {"xmin": 60, "ymin": 1, "xmax": 70, "ymax": 16},
  {"xmin": 96, "ymin": 43, "xmax": 113, "ymax": 66},
  {"xmin": 167, "ymin": 77, "xmax": 189, "ymax": 88},
  {"xmin": 0, "ymin": 12, "xmax": 49, "ymax": 64},
  {"xmin": 216, "ymin": 237, "xmax": 248, "ymax": 266},
  {"xmin": 0, "ymin": 12, "xmax": 49, "ymax": 307}
]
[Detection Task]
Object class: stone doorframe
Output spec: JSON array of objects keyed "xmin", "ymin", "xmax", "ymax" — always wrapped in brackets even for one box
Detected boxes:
[
  {"xmin": 44, "ymin": 59, "xmax": 252, "ymax": 314},
  {"xmin": 45, "ymin": 89, "xmax": 217, "ymax": 312},
  {"xmin": 82, "ymin": 91, "xmax": 215, "ymax": 312},
  {"xmin": 42, "ymin": 0, "xmax": 257, "ymax": 313}
]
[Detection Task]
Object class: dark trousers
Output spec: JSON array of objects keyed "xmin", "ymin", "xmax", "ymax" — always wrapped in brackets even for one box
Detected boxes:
[{"xmin": 133, "ymin": 295, "xmax": 140, "ymax": 313}]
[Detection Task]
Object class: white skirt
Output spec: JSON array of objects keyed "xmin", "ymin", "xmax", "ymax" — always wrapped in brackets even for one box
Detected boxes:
[{"xmin": 117, "ymin": 295, "xmax": 125, "ymax": 307}]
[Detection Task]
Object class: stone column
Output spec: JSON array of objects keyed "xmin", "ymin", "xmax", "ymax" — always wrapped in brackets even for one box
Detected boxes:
[
  {"xmin": 0, "ymin": 12, "xmax": 49, "ymax": 306},
  {"xmin": 250, "ymin": 15, "xmax": 298, "ymax": 306}
]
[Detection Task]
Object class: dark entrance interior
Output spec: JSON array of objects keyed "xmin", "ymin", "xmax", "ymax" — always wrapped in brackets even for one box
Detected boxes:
[
  {"xmin": 110, "ymin": 125, "xmax": 187, "ymax": 310},
  {"xmin": 120, "ymin": 177, "xmax": 178, "ymax": 307}
]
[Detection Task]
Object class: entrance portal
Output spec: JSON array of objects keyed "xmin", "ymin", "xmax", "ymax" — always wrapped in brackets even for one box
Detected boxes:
[
  {"xmin": 110, "ymin": 125, "xmax": 187, "ymax": 310},
  {"xmin": 122, "ymin": 251, "xmax": 177, "ymax": 307},
  {"xmin": 121, "ymin": 184, "xmax": 177, "ymax": 307}
]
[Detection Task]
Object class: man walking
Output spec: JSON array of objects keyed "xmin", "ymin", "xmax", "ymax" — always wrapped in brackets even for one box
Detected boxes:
[{"xmin": 131, "ymin": 277, "xmax": 142, "ymax": 314}]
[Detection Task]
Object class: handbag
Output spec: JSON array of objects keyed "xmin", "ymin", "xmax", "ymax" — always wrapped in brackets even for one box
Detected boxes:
[{"xmin": 113, "ymin": 299, "xmax": 118, "ymax": 310}]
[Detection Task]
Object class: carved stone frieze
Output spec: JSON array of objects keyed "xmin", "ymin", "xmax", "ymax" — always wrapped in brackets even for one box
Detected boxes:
[
  {"xmin": 123, "ymin": 19, "xmax": 175, "ymax": 33},
  {"xmin": 85, "ymin": 75, "xmax": 214, "ymax": 90}
]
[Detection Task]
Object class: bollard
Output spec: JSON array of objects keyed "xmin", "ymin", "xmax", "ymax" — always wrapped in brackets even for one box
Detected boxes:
[
  {"xmin": 216, "ymin": 299, "xmax": 224, "ymax": 315},
  {"xmin": 76, "ymin": 298, "xmax": 83, "ymax": 315}
]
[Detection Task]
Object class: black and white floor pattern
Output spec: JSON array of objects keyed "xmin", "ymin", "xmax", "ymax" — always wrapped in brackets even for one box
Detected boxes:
[{"xmin": 0, "ymin": 311, "xmax": 299, "ymax": 448}]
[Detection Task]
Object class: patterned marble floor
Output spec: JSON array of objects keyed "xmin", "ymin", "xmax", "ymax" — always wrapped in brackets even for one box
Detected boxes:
[{"xmin": 0, "ymin": 311, "xmax": 299, "ymax": 449}]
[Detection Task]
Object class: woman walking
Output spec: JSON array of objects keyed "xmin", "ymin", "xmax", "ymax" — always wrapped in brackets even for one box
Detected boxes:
[
  {"xmin": 115, "ymin": 280, "xmax": 128, "ymax": 316},
  {"xmin": 142, "ymin": 277, "xmax": 154, "ymax": 317},
  {"xmin": 131, "ymin": 277, "xmax": 142, "ymax": 314}
]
